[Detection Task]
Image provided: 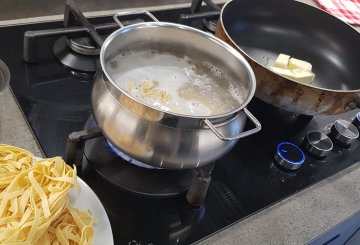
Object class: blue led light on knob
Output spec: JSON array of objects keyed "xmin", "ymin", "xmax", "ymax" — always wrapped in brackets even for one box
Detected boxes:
[
  {"xmin": 353, "ymin": 112, "xmax": 360, "ymax": 129},
  {"xmin": 275, "ymin": 142, "xmax": 305, "ymax": 170}
]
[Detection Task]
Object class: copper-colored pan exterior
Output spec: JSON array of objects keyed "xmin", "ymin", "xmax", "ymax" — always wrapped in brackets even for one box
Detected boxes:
[{"xmin": 215, "ymin": 1, "xmax": 360, "ymax": 115}]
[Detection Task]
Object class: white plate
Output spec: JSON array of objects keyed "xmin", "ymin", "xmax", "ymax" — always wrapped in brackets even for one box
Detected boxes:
[
  {"xmin": 69, "ymin": 178, "xmax": 114, "ymax": 245},
  {"xmin": 35, "ymin": 158, "xmax": 113, "ymax": 245}
]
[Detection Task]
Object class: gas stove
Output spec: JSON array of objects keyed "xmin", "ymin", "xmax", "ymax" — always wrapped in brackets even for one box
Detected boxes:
[{"xmin": 1, "ymin": 0, "xmax": 360, "ymax": 244}]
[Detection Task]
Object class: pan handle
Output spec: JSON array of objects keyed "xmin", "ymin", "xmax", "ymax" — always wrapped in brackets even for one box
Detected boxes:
[
  {"xmin": 202, "ymin": 108, "xmax": 261, "ymax": 141},
  {"xmin": 113, "ymin": 10, "xmax": 159, "ymax": 28}
]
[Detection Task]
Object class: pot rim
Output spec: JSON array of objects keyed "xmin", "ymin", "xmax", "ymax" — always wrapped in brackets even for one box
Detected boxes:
[{"xmin": 99, "ymin": 21, "xmax": 256, "ymax": 119}]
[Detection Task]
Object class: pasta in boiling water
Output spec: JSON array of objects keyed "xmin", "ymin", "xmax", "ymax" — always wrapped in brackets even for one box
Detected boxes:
[
  {"xmin": 106, "ymin": 49, "xmax": 245, "ymax": 116},
  {"xmin": 0, "ymin": 145, "xmax": 95, "ymax": 245}
]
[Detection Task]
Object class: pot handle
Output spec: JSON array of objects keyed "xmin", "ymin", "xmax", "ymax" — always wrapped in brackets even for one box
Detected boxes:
[
  {"xmin": 202, "ymin": 108, "xmax": 261, "ymax": 141},
  {"xmin": 113, "ymin": 10, "xmax": 159, "ymax": 28}
]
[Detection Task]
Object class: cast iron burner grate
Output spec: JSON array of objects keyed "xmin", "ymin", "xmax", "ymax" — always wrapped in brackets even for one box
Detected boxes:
[
  {"xmin": 23, "ymin": 0, "xmax": 142, "ymax": 73},
  {"xmin": 23, "ymin": 0, "xmax": 225, "ymax": 73},
  {"xmin": 178, "ymin": 0, "xmax": 221, "ymax": 32},
  {"xmin": 23, "ymin": 0, "xmax": 109, "ymax": 72}
]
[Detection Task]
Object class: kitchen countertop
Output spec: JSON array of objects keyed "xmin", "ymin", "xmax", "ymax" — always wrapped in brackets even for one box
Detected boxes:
[{"xmin": 1, "ymin": 0, "xmax": 360, "ymax": 244}]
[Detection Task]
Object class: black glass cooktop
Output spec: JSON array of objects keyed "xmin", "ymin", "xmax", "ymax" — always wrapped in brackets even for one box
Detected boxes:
[{"xmin": 1, "ymin": 5, "xmax": 360, "ymax": 245}]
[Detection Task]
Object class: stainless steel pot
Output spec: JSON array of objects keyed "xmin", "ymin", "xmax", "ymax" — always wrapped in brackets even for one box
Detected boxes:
[{"xmin": 92, "ymin": 11, "xmax": 261, "ymax": 169}]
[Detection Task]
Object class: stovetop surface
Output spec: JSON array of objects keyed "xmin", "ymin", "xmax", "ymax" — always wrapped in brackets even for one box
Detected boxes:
[{"xmin": 1, "ymin": 5, "xmax": 360, "ymax": 245}]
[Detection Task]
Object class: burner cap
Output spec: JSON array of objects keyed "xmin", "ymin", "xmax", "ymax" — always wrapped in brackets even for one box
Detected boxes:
[
  {"xmin": 203, "ymin": 19, "xmax": 217, "ymax": 32},
  {"xmin": 67, "ymin": 37, "xmax": 100, "ymax": 56},
  {"xmin": 53, "ymin": 36, "xmax": 99, "ymax": 73}
]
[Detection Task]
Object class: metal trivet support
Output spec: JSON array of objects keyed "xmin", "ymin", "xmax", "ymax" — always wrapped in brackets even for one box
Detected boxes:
[
  {"xmin": 24, "ymin": 0, "xmax": 107, "ymax": 63},
  {"xmin": 179, "ymin": 0, "xmax": 220, "ymax": 32},
  {"xmin": 65, "ymin": 128, "xmax": 214, "ymax": 206},
  {"xmin": 65, "ymin": 127, "xmax": 102, "ymax": 168},
  {"xmin": 186, "ymin": 162, "xmax": 215, "ymax": 207},
  {"xmin": 23, "ymin": 0, "xmax": 141, "ymax": 63}
]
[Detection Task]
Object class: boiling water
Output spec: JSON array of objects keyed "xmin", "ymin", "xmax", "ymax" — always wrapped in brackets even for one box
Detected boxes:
[{"xmin": 105, "ymin": 49, "xmax": 246, "ymax": 116}]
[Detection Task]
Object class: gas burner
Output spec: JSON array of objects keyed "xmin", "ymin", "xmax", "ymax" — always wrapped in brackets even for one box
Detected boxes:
[
  {"xmin": 65, "ymin": 116, "xmax": 214, "ymax": 204},
  {"xmin": 83, "ymin": 136, "xmax": 192, "ymax": 197},
  {"xmin": 67, "ymin": 37, "xmax": 100, "ymax": 56},
  {"xmin": 106, "ymin": 140, "xmax": 161, "ymax": 170},
  {"xmin": 23, "ymin": 0, "xmax": 117, "ymax": 73},
  {"xmin": 69, "ymin": 116, "xmax": 192, "ymax": 197},
  {"xmin": 53, "ymin": 36, "xmax": 100, "ymax": 73}
]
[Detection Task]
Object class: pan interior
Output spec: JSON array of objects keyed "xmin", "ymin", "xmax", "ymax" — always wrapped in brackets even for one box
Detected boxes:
[{"xmin": 222, "ymin": 0, "xmax": 360, "ymax": 91}]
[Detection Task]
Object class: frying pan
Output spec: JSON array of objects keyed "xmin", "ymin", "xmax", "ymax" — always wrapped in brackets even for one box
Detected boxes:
[{"xmin": 216, "ymin": 0, "xmax": 360, "ymax": 115}]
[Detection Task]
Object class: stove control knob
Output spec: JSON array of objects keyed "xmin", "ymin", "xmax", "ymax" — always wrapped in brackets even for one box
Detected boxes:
[
  {"xmin": 352, "ymin": 112, "xmax": 360, "ymax": 129},
  {"xmin": 275, "ymin": 142, "xmax": 305, "ymax": 170},
  {"xmin": 330, "ymin": 119, "xmax": 359, "ymax": 146},
  {"xmin": 303, "ymin": 132, "xmax": 333, "ymax": 158}
]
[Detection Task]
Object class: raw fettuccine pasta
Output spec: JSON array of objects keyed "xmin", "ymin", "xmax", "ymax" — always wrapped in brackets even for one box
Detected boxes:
[
  {"xmin": 0, "ymin": 145, "xmax": 95, "ymax": 245},
  {"xmin": 0, "ymin": 144, "xmax": 34, "ymax": 190}
]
